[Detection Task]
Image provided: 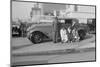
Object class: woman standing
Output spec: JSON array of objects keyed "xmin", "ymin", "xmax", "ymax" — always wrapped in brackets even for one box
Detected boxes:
[{"xmin": 60, "ymin": 25, "xmax": 68, "ymax": 43}]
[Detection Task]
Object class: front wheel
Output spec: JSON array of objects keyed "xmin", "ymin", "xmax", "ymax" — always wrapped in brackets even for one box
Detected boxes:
[{"xmin": 30, "ymin": 32, "xmax": 43, "ymax": 44}]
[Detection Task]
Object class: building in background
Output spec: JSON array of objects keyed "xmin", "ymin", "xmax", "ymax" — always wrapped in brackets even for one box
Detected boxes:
[
  {"xmin": 30, "ymin": 3, "xmax": 43, "ymax": 22},
  {"xmin": 42, "ymin": 3, "xmax": 66, "ymax": 16},
  {"xmin": 12, "ymin": 1, "xmax": 95, "ymax": 23},
  {"xmin": 30, "ymin": 3, "xmax": 67, "ymax": 23},
  {"xmin": 59, "ymin": 5, "xmax": 95, "ymax": 23},
  {"xmin": 30, "ymin": 3, "xmax": 95, "ymax": 24}
]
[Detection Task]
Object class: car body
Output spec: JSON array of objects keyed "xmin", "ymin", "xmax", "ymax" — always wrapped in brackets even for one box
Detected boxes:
[{"xmin": 27, "ymin": 17, "xmax": 88, "ymax": 44}]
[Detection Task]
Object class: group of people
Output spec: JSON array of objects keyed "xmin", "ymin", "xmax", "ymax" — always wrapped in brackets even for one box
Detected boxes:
[
  {"xmin": 60, "ymin": 21, "xmax": 80, "ymax": 43},
  {"xmin": 53, "ymin": 17, "xmax": 80, "ymax": 43}
]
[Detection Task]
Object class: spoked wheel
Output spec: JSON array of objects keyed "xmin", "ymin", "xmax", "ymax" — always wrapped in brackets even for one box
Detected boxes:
[{"xmin": 30, "ymin": 32, "xmax": 43, "ymax": 44}]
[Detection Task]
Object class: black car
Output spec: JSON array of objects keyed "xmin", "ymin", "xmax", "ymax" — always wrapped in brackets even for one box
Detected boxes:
[{"xmin": 12, "ymin": 25, "xmax": 21, "ymax": 37}]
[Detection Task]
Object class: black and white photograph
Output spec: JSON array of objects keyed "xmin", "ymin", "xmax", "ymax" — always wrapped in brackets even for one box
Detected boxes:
[{"xmin": 11, "ymin": 0, "xmax": 96, "ymax": 67}]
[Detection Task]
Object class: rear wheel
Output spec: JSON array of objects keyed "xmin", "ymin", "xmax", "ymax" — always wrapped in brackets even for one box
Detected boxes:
[
  {"xmin": 30, "ymin": 32, "xmax": 43, "ymax": 44},
  {"xmin": 78, "ymin": 30, "xmax": 86, "ymax": 40}
]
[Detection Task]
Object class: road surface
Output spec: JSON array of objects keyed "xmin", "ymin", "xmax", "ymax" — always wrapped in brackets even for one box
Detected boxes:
[
  {"xmin": 11, "ymin": 34, "xmax": 96, "ymax": 66},
  {"xmin": 12, "ymin": 50, "xmax": 95, "ymax": 66}
]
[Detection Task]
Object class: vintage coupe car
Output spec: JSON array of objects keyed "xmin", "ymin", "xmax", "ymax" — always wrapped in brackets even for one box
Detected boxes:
[{"xmin": 27, "ymin": 17, "xmax": 88, "ymax": 44}]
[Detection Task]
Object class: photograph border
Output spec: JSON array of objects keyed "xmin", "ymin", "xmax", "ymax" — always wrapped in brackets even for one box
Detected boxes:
[{"xmin": 10, "ymin": 0, "xmax": 96, "ymax": 67}]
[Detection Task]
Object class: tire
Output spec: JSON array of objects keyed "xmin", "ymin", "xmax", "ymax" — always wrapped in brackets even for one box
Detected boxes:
[
  {"xmin": 78, "ymin": 30, "xmax": 86, "ymax": 40},
  {"xmin": 30, "ymin": 32, "xmax": 43, "ymax": 44}
]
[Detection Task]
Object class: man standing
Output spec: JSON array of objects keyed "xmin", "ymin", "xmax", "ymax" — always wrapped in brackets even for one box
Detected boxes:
[
  {"xmin": 52, "ymin": 17, "xmax": 59, "ymax": 43},
  {"xmin": 67, "ymin": 25, "xmax": 73, "ymax": 42}
]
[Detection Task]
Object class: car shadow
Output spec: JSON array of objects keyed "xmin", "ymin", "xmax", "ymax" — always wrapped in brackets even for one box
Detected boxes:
[
  {"xmin": 41, "ymin": 34, "xmax": 93, "ymax": 43},
  {"xmin": 42, "ymin": 39, "xmax": 52, "ymax": 43}
]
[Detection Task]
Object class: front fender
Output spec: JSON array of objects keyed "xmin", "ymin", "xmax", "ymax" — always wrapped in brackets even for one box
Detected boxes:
[{"xmin": 27, "ymin": 30, "xmax": 41, "ymax": 38}]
